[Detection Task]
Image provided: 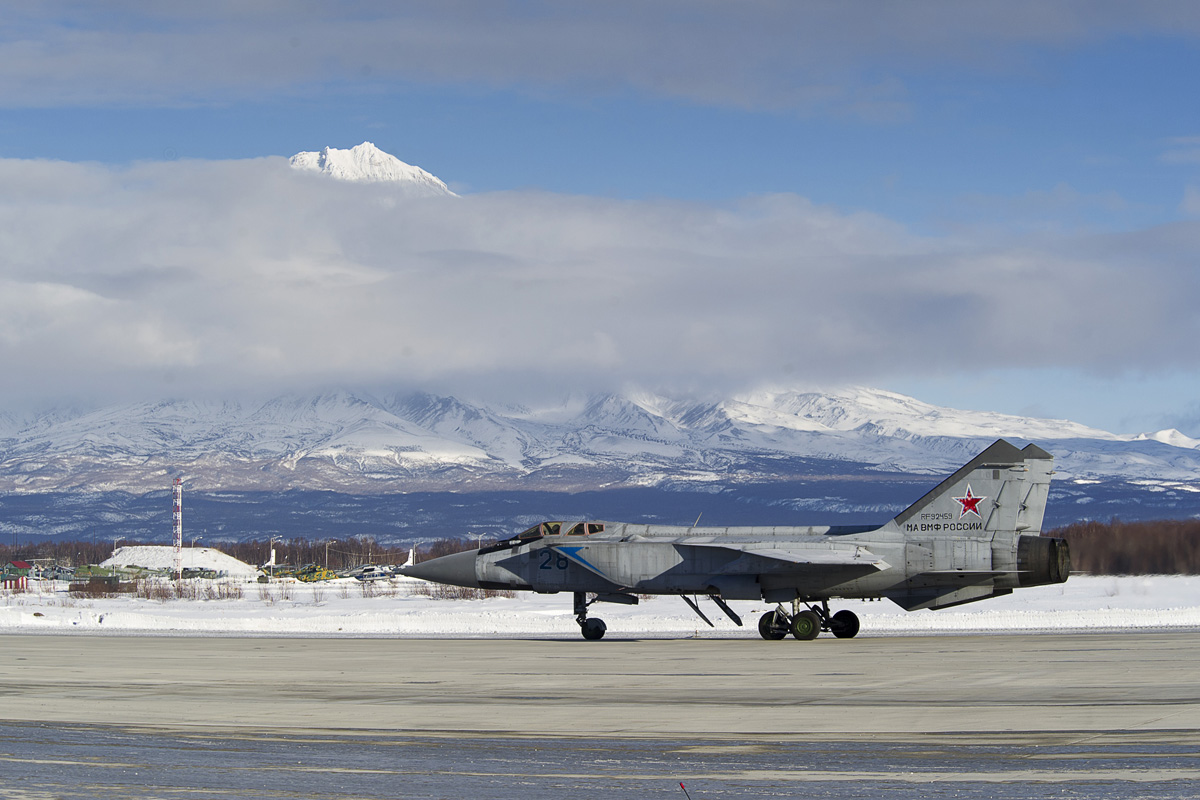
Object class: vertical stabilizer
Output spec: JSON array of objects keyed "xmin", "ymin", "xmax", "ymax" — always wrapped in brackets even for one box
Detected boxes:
[
  {"xmin": 892, "ymin": 439, "xmax": 1054, "ymax": 537},
  {"xmin": 886, "ymin": 439, "xmax": 1059, "ymax": 611}
]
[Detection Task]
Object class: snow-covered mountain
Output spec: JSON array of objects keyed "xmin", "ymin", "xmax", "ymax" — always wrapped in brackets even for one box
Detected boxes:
[
  {"xmin": 4, "ymin": 386, "xmax": 1199, "ymax": 542},
  {"xmin": 1, "ymin": 387, "xmax": 1197, "ymax": 498},
  {"xmin": 289, "ymin": 142, "xmax": 455, "ymax": 196}
]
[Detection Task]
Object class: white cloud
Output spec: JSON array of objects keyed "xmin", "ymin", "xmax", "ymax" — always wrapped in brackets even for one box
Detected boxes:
[
  {"xmin": 1, "ymin": 155, "xmax": 1198, "ymax": 408},
  {"xmin": 1183, "ymin": 185, "xmax": 1200, "ymax": 216},
  {"xmin": 948, "ymin": 183, "xmax": 1133, "ymax": 234},
  {"xmin": 1161, "ymin": 137, "xmax": 1200, "ymax": 165},
  {"xmin": 5, "ymin": 3, "xmax": 1200, "ymax": 114}
]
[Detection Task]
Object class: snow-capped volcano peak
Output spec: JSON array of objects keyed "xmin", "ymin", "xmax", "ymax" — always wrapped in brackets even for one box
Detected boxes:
[
  {"xmin": 289, "ymin": 142, "xmax": 455, "ymax": 196},
  {"xmin": 1133, "ymin": 428, "xmax": 1200, "ymax": 449}
]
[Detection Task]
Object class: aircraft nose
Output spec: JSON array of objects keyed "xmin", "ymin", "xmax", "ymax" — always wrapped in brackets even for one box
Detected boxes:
[{"xmin": 402, "ymin": 549, "xmax": 480, "ymax": 588}]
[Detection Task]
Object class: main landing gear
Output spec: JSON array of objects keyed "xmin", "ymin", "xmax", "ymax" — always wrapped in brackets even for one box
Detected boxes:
[
  {"xmin": 757, "ymin": 600, "xmax": 860, "ymax": 641},
  {"xmin": 575, "ymin": 591, "xmax": 607, "ymax": 640}
]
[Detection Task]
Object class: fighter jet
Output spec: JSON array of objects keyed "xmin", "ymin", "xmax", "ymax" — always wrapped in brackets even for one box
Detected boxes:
[{"xmin": 403, "ymin": 439, "xmax": 1069, "ymax": 640}]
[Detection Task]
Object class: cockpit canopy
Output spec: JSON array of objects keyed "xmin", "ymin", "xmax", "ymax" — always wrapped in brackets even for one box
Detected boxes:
[{"xmin": 509, "ymin": 521, "xmax": 605, "ymax": 544}]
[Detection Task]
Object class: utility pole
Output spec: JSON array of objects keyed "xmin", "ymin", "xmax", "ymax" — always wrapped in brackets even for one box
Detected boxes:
[{"xmin": 111, "ymin": 536, "xmax": 124, "ymax": 577}]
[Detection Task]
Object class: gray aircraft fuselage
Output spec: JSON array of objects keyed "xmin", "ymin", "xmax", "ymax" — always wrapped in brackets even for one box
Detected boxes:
[{"xmin": 403, "ymin": 439, "xmax": 1070, "ymax": 640}]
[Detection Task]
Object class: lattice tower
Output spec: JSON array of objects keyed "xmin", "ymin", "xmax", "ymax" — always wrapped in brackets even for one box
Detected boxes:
[{"xmin": 172, "ymin": 478, "xmax": 183, "ymax": 579}]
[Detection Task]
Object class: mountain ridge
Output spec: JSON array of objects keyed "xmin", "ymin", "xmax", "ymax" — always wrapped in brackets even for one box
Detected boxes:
[{"xmin": 1, "ymin": 387, "xmax": 1196, "ymax": 497}]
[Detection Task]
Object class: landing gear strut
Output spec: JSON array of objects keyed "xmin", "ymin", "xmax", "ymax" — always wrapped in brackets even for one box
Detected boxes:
[
  {"xmin": 575, "ymin": 591, "xmax": 607, "ymax": 640},
  {"xmin": 757, "ymin": 600, "xmax": 860, "ymax": 641}
]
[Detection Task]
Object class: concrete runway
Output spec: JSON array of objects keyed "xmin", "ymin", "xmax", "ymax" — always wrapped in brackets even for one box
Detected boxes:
[{"xmin": 2, "ymin": 631, "xmax": 1198, "ymax": 741}]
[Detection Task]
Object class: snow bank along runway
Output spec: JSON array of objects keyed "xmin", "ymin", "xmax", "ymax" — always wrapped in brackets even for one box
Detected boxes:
[
  {"xmin": 3, "ymin": 633, "xmax": 1199, "ymax": 799},
  {"xmin": 3, "ymin": 574, "xmax": 1199, "ymax": 636}
]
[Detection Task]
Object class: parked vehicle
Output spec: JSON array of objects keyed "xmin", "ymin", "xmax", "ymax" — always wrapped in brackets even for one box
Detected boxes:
[
  {"xmin": 40, "ymin": 566, "xmax": 76, "ymax": 581},
  {"xmin": 294, "ymin": 564, "xmax": 338, "ymax": 582},
  {"xmin": 354, "ymin": 565, "xmax": 397, "ymax": 582}
]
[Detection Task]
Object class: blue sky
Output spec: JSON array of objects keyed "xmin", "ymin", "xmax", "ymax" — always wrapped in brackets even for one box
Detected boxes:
[
  {"xmin": 3, "ymin": 3, "xmax": 1200, "ymax": 435},
  {"xmin": 7, "ymin": 35, "xmax": 1198, "ymax": 226}
]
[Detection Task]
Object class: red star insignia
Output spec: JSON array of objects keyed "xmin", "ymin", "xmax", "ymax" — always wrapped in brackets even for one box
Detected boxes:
[{"xmin": 954, "ymin": 484, "xmax": 986, "ymax": 518}]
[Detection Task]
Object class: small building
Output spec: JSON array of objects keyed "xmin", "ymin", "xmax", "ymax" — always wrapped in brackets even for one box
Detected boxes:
[{"xmin": 2, "ymin": 562, "xmax": 30, "ymax": 591}]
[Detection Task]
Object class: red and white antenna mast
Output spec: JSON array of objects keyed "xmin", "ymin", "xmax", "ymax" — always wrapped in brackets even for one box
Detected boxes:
[{"xmin": 172, "ymin": 478, "xmax": 183, "ymax": 579}]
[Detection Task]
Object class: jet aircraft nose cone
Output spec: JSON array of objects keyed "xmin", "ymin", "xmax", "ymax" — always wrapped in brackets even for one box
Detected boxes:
[{"xmin": 402, "ymin": 549, "xmax": 480, "ymax": 588}]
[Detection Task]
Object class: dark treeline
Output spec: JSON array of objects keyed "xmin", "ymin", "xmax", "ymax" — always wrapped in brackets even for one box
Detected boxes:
[
  {"xmin": 4, "ymin": 519, "xmax": 1198, "ymax": 575},
  {"xmin": 223, "ymin": 537, "xmax": 400, "ymax": 570},
  {"xmin": 0, "ymin": 539, "xmax": 115, "ymax": 566},
  {"xmin": 1049, "ymin": 519, "xmax": 1200, "ymax": 575}
]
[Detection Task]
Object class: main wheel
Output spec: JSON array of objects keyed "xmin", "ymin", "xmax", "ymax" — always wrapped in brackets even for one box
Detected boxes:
[
  {"xmin": 830, "ymin": 609, "xmax": 860, "ymax": 639},
  {"xmin": 758, "ymin": 611, "xmax": 788, "ymax": 640},
  {"xmin": 791, "ymin": 610, "xmax": 821, "ymax": 640},
  {"xmin": 580, "ymin": 618, "xmax": 607, "ymax": 640}
]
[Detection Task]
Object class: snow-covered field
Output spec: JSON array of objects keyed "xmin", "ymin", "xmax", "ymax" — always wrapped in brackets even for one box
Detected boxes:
[{"xmin": 1, "ymin": 575, "xmax": 1197, "ymax": 638}]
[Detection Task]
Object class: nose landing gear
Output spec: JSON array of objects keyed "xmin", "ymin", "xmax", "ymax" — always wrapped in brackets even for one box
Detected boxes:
[
  {"xmin": 757, "ymin": 600, "xmax": 860, "ymax": 640},
  {"xmin": 575, "ymin": 591, "xmax": 607, "ymax": 640}
]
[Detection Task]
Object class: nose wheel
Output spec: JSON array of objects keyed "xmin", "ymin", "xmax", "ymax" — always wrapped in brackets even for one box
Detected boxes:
[
  {"xmin": 575, "ymin": 592, "xmax": 607, "ymax": 640},
  {"xmin": 757, "ymin": 600, "xmax": 860, "ymax": 640}
]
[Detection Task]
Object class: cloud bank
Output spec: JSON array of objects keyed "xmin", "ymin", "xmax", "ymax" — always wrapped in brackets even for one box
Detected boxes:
[
  {"xmin": 7, "ymin": 2, "xmax": 1200, "ymax": 116},
  {"xmin": 0, "ymin": 155, "xmax": 1196, "ymax": 409}
]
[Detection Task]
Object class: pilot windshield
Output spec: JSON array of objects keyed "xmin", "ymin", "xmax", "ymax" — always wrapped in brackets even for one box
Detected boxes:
[{"xmin": 512, "ymin": 521, "xmax": 603, "ymax": 543}]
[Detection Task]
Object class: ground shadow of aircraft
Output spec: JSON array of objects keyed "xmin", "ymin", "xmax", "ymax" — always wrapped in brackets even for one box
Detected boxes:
[{"xmin": 403, "ymin": 439, "xmax": 1069, "ymax": 640}]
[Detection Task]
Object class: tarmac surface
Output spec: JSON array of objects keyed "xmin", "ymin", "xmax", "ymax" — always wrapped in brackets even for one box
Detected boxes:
[
  {"xmin": 2, "ymin": 632, "xmax": 1198, "ymax": 798},
  {"xmin": 2, "ymin": 631, "xmax": 1199, "ymax": 738}
]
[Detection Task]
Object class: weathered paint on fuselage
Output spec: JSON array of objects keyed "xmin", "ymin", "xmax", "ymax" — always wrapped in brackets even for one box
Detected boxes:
[
  {"xmin": 475, "ymin": 521, "xmax": 1044, "ymax": 609},
  {"xmin": 406, "ymin": 440, "xmax": 1069, "ymax": 616}
]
